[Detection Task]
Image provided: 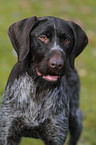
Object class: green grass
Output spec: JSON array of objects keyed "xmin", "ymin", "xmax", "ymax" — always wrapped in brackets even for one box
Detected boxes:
[{"xmin": 0, "ymin": 0, "xmax": 96, "ymax": 144}]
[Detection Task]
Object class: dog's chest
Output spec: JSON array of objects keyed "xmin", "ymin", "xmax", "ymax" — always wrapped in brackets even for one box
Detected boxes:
[
  {"xmin": 2, "ymin": 73, "xmax": 69, "ymax": 140},
  {"xmin": 3, "ymin": 74, "xmax": 69, "ymax": 126}
]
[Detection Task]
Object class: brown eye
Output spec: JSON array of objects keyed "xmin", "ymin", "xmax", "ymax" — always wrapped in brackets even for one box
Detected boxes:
[
  {"xmin": 64, "ymin": 39, "xmax": 70, "ymax": 45},
  {"xmin": 39, "ymin": 35, "xmax": 49, "ymax": 43}
]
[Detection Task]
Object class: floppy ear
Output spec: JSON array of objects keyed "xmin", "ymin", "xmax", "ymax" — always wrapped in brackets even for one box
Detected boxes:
[
  {"xmin": 68, "ymin": 21, "xmax": 88, "ymax": 68},
  {"xmin": 8, "ymin": 16, "xmax": 38, "ymax": 62}
]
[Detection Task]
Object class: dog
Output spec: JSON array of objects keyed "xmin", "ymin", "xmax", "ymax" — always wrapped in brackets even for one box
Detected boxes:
[{"xmin": 0, "ymin": 16, "xmax": 88, "ymax": 145}]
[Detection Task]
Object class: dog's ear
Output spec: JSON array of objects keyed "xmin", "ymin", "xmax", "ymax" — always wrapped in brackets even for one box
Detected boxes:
[
  {"xmin": 68, "ymin": 21, "xmax": 88, "ymax": 68},
  {"xmin": 8, "ymin": 16, "xmax": 38, "ymax": 62}
]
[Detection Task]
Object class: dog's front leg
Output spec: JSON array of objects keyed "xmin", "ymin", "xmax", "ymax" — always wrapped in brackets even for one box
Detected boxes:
[
  {"xmin": 39, "ymin": 118, "xmax": 68, "ymax": 145},
  {"xmin": 0, "ymin": 115, "xmax": 21, "ymax": 145},
  {"xmin": 68, "ymin": 108, "xmax": 82, "ymax": 145}
]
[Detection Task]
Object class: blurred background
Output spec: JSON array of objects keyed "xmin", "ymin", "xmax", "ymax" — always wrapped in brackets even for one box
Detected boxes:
[{"xmin": 0, "ymin": 0, "xmax": 96, "ymax": 145}]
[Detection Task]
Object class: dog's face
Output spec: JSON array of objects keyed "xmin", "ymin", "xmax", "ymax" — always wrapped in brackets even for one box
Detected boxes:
[
  {"xmin": 30, "ymin": 18, "xmax": 74, "ymax": 81},
  {"xmin": 8, "ymin": 16, "xmax": 88, "ymax": 82}
]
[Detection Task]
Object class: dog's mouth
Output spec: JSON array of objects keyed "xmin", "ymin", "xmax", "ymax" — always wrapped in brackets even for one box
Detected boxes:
[{"xmin": 36, "ymin": 68, "xmax": 60, "ymax": 82}]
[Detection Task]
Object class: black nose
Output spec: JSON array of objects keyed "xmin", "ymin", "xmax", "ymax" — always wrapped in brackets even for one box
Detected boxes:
[{"xmin": 49, "ymin": 57, "xmax": 64, "ymax": 70}]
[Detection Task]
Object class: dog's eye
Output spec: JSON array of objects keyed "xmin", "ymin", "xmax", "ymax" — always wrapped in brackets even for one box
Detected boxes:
[
  {"xmin": 64, "ymin": 39, "xmax": 70, "ymax": 45},
  {"xmin": 39, "ymin": 35, "xmax": 49, "ymax": 43}
]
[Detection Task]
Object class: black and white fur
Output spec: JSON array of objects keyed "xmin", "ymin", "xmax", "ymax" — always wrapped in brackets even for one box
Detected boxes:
[{"xmin": 0, "ymin": 16, "xmax": 88, "ymax": 145}]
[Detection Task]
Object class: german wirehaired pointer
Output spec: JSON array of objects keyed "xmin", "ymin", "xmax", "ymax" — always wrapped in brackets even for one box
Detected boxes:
[{"xmin": 0, "ymin": 16, "xmax": 88, "ymax": 145}]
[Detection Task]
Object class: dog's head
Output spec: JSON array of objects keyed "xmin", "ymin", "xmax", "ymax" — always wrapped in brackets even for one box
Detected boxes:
[{"xmin": 8, "ymin": 16, "xmax": 88, "ymax": 82}]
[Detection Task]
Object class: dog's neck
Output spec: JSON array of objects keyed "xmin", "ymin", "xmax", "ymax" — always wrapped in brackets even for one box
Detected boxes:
[{"xmin": 3, "ymin": 72, "xmax": 68, "ymax": 105}]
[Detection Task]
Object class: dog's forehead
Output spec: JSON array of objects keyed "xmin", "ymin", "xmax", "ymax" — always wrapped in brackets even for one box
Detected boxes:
[
  {"xmin": 38, "ymin": 17, "xmax": 71, "ymax": 33},
  {"xmin": 39, "ymin": 16, "xmax": 66, "ymax": 24},
  {"xmin": 41, "ymin": 17, "xmax": 71, "ymax": 31}
]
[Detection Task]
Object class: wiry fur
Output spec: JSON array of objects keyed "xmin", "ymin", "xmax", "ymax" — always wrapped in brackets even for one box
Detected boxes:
[
  {"xmin": 0, "ymin": 73, "xmax": 69, "ymax": 145},
  {"xmin": 0, "ymin": 16, "xmax": 88, "ymax": 145}
]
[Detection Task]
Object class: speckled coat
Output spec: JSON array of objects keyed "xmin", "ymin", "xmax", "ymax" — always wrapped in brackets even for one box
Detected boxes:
[{"xmin": 0, "ymin": 16, "xmax": 88, "ymax": 145}]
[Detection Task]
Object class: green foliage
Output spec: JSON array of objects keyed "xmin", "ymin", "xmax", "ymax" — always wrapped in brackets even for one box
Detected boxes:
[{"xmin": 0, "ymin": 0, "xmax": 96, "ymax": 144}]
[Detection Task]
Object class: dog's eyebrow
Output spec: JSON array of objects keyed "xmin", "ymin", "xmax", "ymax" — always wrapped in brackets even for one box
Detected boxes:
[{"xmin": 38, "ymin": 26, "xmax": 54, "ymax": 35}]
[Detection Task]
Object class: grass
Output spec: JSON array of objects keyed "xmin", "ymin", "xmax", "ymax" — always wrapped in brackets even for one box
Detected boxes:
[{"xmin": 0, "ymin": 0, "xmax": 96, "ymax": 144}]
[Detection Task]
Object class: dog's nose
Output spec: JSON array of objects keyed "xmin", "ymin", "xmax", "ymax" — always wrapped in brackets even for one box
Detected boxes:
[{"xmin": 49, "ymin": 57, "xmax": 64, "ymax": 70}]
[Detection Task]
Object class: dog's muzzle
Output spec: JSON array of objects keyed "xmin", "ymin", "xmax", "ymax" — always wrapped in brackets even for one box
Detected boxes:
[
  {"xmin": 36, "ymin": 50, "xmax": 64, "ymax": 82},
  {"xmin": 36, "ymin": 68, "xmax": 60, "ymax": 82}
]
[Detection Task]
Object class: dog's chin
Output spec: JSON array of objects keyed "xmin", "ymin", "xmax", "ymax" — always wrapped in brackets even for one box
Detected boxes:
[{"xmin": 36, "ymin": 68, "xmax": 61, "ymax": 82}]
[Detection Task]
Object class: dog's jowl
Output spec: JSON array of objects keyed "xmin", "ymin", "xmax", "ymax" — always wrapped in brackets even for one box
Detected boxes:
[{"xmin": 0, "ymin": 16, "xmax": 88, "ymax": 145}]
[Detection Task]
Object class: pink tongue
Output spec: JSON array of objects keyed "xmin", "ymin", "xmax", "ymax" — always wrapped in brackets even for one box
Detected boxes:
[
  {"xmin": 43, "ymin": 75, "xmax": 59, "ymax": 81},
  {"xmin": 37, "ymin": 70, "xmax": 42, "ymax": 76},
  {"xmin": 36, "ymin": 68, "xmax": 60, "ymax": 81}
]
